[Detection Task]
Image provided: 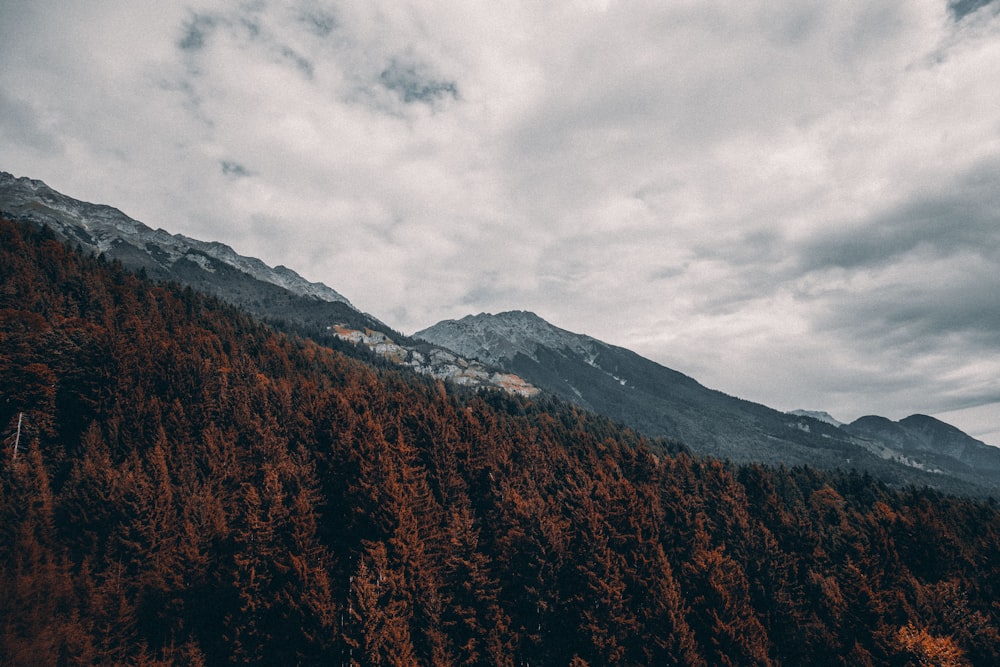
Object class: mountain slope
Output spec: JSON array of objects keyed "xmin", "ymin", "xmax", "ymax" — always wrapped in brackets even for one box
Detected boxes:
[
  {"xmin": 415, "ymin": 312, "xmax": 861, "ymax": 460},
  {"xmin": 417, "ymin": 311, "xmax": 1000, "ymax": 493},
  {"xmin": 0, "ymin": 171, "xmax": 352, "ymax": 306},
  {"xmin": 0, "ymin": 171, "xmax": 538, "ymax": 394},
  {"xmin": 0, "ymin": 171, "xmax": 380, "ymax": 341}
]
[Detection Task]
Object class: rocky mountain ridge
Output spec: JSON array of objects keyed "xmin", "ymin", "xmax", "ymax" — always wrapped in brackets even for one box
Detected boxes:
[
  {"xmin": 845, "ymin": 413, "xmax": 1000, "ymax": 474},
  {"xmin": 0, "ymin": 172, "xmax": 352, "ymax": 306}
]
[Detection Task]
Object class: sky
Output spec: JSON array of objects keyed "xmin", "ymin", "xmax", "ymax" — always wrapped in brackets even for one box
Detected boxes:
[{"xmin": 2, "ymin": 0, "xmax": 1000, "ymax": 445}]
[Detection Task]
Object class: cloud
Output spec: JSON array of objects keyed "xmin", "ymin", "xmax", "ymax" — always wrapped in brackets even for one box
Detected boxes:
[
  {"xmin": 296, "ymin": 5, "xmax": 337, "ymax": 37},
  {"xmin": 1, "ymin": 0, "xmax": 999, "ymax": 442},
  {"xmin": 379, "ymin": 58, "xmax": 458, "ymax": 105},
  {"xmin": 221, "ymin": 160, "xmax": 251, "ymax": 178},
  {"xmin": 178, "ymin": 12, "xmax": 217, "ymax": 51},
  {"xmin": 950, "ymin": 0, "xmax": 1000, "ymax": 21},
  {"xmin": 0, "ymin": 90, "xmax": 64, "ymax": 154},
  {"xmin": 801, "ymin": 160, "xmax": 1000, "ymax": 270}
]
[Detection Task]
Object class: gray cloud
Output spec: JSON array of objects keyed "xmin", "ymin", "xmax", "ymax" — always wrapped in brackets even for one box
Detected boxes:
[
  {"xmin": 176, "ymin": 7, "xmax": 317, "ymax": 84},
  {"xmin": 178, "ymin": 13, "xmax": 217, "ymax": 51},
  {"xmin": 0, "ymin": 92, "xmax": 63, "ymax": 154},
  {"xmin": 379, "ymin": 58, "xmax": 458, "ymax": 105},
  {"xmin": 801, "ymin": 163, "xmax": 1000, "ymax": 271},
  {"xmin": 281, "ymin": 46, "xmax": 315, "ymax": 78},
  {"xmin": 221, "ymin": 160, "xmax": 251, "ymax": 178},
  {"xmin": 788, "ymin": 159, "xmax": 1000, "ymax": 395},
  {"xmin": 950, "ymin": 0, "xmax": 999, "ymax": 20},
  {"xmin": 297, "ymin": 7, "xmax": 337, "ymax": 37},
  {"xmin": 818, "ymin": 278, "xmax": 1000, "ymax": 353},
  {"xmin": 2, "ymin": 0, "xmax": 999, "ymax": 444}
]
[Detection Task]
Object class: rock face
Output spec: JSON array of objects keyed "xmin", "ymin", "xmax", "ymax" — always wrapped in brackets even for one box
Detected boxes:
[
  {"xmin": 418, "ymin": 311, "xmax": 1000, "ymax": 495},
  {"xmin": 329, "ymin": 325, "xmax": 538, "ymax": 396}
]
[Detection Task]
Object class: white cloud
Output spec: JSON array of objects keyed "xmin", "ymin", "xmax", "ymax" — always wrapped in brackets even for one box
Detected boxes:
[{"xmin": 2, "ymin": 0, "xmax": 999, "ymax": 443}]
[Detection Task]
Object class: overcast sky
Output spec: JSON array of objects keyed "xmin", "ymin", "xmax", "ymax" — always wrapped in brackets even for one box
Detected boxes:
[{"xmin": 3, "ymin": 0, "xmax": 1000, "ymax": 444}]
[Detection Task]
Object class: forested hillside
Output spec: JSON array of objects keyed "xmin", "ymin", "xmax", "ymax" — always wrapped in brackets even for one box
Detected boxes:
[{"xmin": 2, "ymin": 217, "xmax": 999, "ymax": 665}]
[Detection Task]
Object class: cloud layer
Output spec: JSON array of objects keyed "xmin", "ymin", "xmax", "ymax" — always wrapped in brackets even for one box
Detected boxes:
[{"xmin": 2, "ymin": 0, "xmax": 999, "ymax": 443}]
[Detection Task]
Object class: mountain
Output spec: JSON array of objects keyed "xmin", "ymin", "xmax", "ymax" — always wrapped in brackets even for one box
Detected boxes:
[
  {"xmin": 846, "ymin": 414, "xmax": 1000, "ymax": 475},
  {"xmin": 0, "ymin": 172, "xmax": 352, "ymax": 306},
  {"xmin": 4, "ymin": 170, "xmax": 998, "ymax": 494},
  {"xmin": 0, "ymin": 171, "xmax": 536, "ymax": 395},
  {"xmin": 4, "ymin": 215, "xmax": 1000, "ymax": 665},
  {"xmin": 417, "ymin": 311, "xmax": 1000, "ymax": 494}
]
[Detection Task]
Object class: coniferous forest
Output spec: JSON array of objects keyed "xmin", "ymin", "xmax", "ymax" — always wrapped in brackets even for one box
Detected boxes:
[{"xmin": 2, "ymin": 217, "xmax": 999, "ymax": 665}]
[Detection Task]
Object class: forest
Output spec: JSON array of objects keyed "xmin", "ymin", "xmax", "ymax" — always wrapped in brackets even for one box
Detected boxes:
[{"xmin": 1, "ymin": 217, "xmax": 999, "ymax": 665}]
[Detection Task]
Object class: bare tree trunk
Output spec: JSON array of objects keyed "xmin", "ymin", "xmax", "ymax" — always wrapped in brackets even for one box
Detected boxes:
[{"xmin": 12, "ymin": 412, "xmax": 23, "ymax": 459}]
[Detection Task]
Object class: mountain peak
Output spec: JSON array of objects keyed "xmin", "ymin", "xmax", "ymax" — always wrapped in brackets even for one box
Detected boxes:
[
  {"xmin": 415, "ymin": 310, "xmax": 597, "ymax": 365},
  {"xmin": 845, "ymin": 413, "xmax": 1000, "ymax": 474},
  {"xmin": 459, "ymin": 310, "xmax": 548, "ymax": 326},
  {"xmin": 899, "ymin": 413, "xmax": 960, "ymax": 432},
  {"xmin": 0, "ymin": 171, "xmax": 45, "ymax": 191}
]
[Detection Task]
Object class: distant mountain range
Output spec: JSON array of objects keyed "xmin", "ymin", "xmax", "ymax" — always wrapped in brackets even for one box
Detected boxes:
[
  {"xmin": 3, "ymin": 170, "xmax": 998, "ymax": 495},
  {"xmin": 416, "ymin": 312, "xmax": 1000, "ymax": 494}
]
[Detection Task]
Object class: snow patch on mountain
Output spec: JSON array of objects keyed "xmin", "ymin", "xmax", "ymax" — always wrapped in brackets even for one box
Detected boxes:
[{"xmin": 183, "ymin": 251, "xmax": 217, "ymax": 273}]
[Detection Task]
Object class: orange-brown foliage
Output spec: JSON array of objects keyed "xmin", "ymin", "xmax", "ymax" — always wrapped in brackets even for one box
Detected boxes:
[{"xmin": 1, "ymin": 218, "xmax": 999, "ymax": 665}]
